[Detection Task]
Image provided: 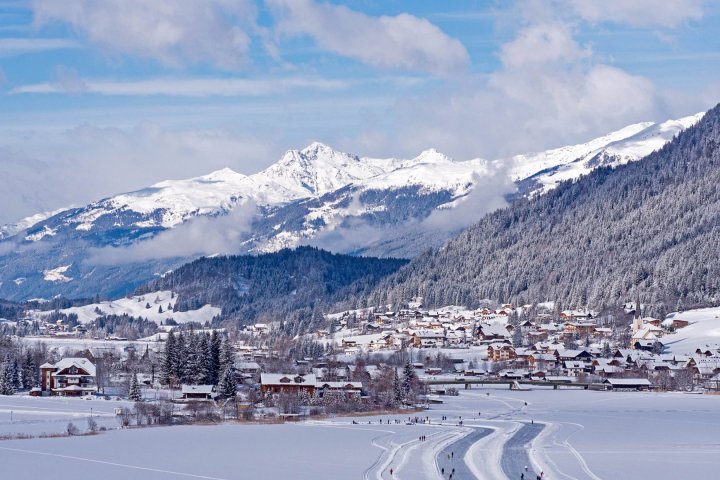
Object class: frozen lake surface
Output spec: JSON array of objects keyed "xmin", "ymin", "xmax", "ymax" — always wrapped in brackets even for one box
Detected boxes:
[{"xmin": 1, "ymin": 387, "xmax": 719, "ymax": 479}]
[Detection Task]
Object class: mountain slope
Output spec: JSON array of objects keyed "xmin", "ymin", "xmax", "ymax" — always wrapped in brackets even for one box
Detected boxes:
[
  {"xmin": 137, "ymin": 246, "xmax": 407, "ymax": 329},
  {"xmin": 365, "ymin": 105, "xmax": 720, "ymax": 317},
  {"xmin": 0, "ymin": 113, "xmax": 703, "ymax": 300}
]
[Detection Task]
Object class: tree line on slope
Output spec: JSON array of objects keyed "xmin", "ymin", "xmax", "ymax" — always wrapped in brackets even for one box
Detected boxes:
[
  {"xmin": 138, "ymin": 246, "xmax": 407, "ymax": 333},
  {"xmin": 364, "ymin": 103, "xmax": 720, "ymax": 318}
]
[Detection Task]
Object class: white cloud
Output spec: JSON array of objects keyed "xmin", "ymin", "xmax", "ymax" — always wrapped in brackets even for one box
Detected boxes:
[
  {"xmin": 31, "ymin": 0, "xmax": 256, "ymax": 69},
  {"xmin": 11, "ymin": 76, "xmax": 347, "ymax": 97},
  {"xmin": 421, "ymin": 170, "xmax": 516, "ymax": 232},
  {"xmin": 306, "ymin": 168, "xmax": 515, "ymax": 255},
  {"xmin": 351, "ymin": 22, "xmax": 668, "ymax": 161},
  {"xmin": 500, "ymin": 23, "xmax": 590, "ymax": 69},
  {"xmin": 0, "ymin": 37, "xmax": 79, "ymax": 57},
  {"xmin": 0, "ymin": 124, "xmax": 275, "ymax": 224},
  {"xmin": 52, "ymin": 65, "xmax": 88, "ymax": 94},
  {"xmin": 565, "ymin": 0, "xmax": 707, "ymax": 28},
  {"xmin": 86, "ymin": 201, "xmax": 257, "ymax": 265},
  {"xmin": 267, "ymin": 0, "xmax": 469, "ymax": 75}
]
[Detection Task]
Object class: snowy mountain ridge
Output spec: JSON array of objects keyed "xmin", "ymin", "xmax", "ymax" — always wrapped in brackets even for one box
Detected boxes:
[{"xmin": 0, "ymin": 112, "xmax": 704, "ymax": 300}]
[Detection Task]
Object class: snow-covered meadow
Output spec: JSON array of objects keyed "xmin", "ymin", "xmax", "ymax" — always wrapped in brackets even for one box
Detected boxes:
[
  {"xmin": 0, "ymin": 395, "xmax": 132, "ymax": 437},
  {"xmin": 1, "ymin": 387, "xmax": 720, "ymax": 479},
  {"xmin": 28, "ymin": 290, "xmax": 221, "ymax": 326},
  {"xmin": 661, "ymin": 306, "xmax": 720, "ymax": 354}
]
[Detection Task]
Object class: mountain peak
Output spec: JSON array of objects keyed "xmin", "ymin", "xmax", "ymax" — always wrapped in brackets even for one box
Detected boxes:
[
  {"xmin": 200, "ymin": 167, "xmax": 246, "ymax": 181},
  {"xmin": 407, "ymin": 148, "xmax": 453, "ymax": 166},
  {"xmin": 301, "ymin": 141, "xmax": 335, "ymax": 155}
]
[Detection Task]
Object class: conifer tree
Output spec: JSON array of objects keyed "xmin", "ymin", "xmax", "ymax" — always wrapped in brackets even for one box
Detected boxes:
[
  {"xmin": 392, "ymin": 368, "xmax": 402, "ymax": 406},
  {"xmin": 129, "ymin": 372, "xmax": 142, "ymax": 401},
  {"xmin": 160, "ymin": 331, "xmax": 176, "ymax": 386},
  {"xmin": 219, "ymin": 337, "xmax": 236, "ymax": 378},
  {"xmin": 198, "ymin": 334, "xmax": 211, "ymax": 385},
  {"xmin": 184, "ymin": 333, "xmax": 200, "ymax": 384},
  {"xmin": 402, "ymin": 361, "xmax": 417, "ymax": 402},
  {"xmin": 10, "ymin": 357, "xmax": 21, "ymax": 391},
  {"xmin": 209, "ymin": 331, "xmax": 221, "ymax": 385},
  {"xmin": 0, "ymin": 364, "xmax": 15, "ymax": 396},
  {"xmin": 22, "ymin": 350, "xmax": 37, "ymax": 389},
  {"xmin": 218, "ymin": 365, "xmax": 237, "ymax": 399},
  {"xmin": 174, "ymin": 331, "xmax": 186, "ymax": 380}
]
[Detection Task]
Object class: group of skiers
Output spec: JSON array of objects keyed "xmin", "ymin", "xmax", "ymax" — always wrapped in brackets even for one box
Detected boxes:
[{"xmin": 520, "ymin": 465, "xmax": 544, "ymax": 479}]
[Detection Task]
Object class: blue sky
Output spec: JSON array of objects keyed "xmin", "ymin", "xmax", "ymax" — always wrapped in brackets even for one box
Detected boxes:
[{"xmin": 1, "ymin": 0, "xmax": 719, "ymax": 223}]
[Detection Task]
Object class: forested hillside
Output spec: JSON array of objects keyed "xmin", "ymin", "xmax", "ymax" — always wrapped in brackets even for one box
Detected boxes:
[
  {"xmin": 366, "ymin": 104, "xmax": 720, "ymax": 318},
  {"xmin": 139, "ymin": 247, "xmax": 406, "ymax": 331}
]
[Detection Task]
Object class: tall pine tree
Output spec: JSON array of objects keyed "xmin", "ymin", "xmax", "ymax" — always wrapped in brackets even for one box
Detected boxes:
[
  {"xmin": 129, "ymin": 372, "xmax": 142, "ymax": 401},
  {"xmin": 160, "ymin": 331, "xmax": 177, "ymax": 386}
]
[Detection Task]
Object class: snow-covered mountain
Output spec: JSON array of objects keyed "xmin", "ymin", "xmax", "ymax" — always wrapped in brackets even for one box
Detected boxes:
[
  {"xmin": 510, "ymin": 113, "xmax": 704, "ymax": 195},
  {"xmin": 0, "ymin": 112, "xmax": 703, "ymax": 300}
]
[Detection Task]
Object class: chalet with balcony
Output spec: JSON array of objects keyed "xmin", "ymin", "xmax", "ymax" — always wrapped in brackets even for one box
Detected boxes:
[
  {"xmin": 260, "ymin": 373, "xmax": 317, "ymax": 398},
  {"xmin": 39, "ymin": 358, "xmax": 97, "ymax": 396}
]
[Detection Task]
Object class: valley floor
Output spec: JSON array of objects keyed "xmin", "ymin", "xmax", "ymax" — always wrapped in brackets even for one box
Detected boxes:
[{"xmin": 1, "ymin": 388, "xmax": 719, "ymax": 479}]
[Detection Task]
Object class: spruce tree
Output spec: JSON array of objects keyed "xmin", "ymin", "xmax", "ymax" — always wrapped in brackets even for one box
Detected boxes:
[
  {"xmin": 219, "ymin": 337, "xmax": 236, "ymax": 379},
  {"xmin": 160, "ymin": 331, "xmax": 176, "ymax": 386},
  {"xmin": 22, "ymin": 351, "xmax": 37, "ymax": 389},
  {"xmin": 209, "ymin": 331, "xmax": 221, "ymax": 385},
  {"xmin": 184, "ymin": 333, "xmax": 200, "ymax": 384},
  {"xmin": 392, "ymin": 368, "xmax": 402, "ymax": 406},
  {"xmin": 198, "ymin": 334, "xmax": 211, "ymax": 385},
  {"xmin": 10, "ymin": 357, "xmax": 21, "ymax": 391},
  {"xmin": 218, "ymin": 365, "xmax": 237, "ymax": 399},
  {"xmin": 174, "ymin": 331, "xmax": 186, "ymax": 380},
  {"xmin": 129, "ymin": 373, "xmax": 142, "ymax": 402},
  {"xmin": 0, "ymin": 365, "xmax": 15, "ymax": 396},
  {"xmin": 402, "ymin": 361, "xmax": 417, "ymax": 402}
]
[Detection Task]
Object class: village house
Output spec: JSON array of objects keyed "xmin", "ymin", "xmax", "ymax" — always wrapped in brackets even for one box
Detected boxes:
[
  {"xmin": 181, "ymin": 384, "xmax": 216, "ymax": 401},
  {"xmin": 39, "ymin": 358, "xmax": 97, "ymax": 396},
  {"xmin": 563, "ymin": 322, "xmax": 597, "ymax": 337},
  {"xmin": 316, "ymin": 381, "xmax": 364, "ymax": 400},
  {"xmin": 409, "ymin": 329, "xmax": 445, "ymax": 348},
  {"xmin": 602, "ymin": 378, "xmax": 653, "ymax": 391},
  {"xmin": 557, "ymin": 349, "xmax": 593, "ymax": 363},
  {"xmin": 662, "ymin": 318, "xmax": 690, "ymax": 330},
  {"xmin": 487, "ymin": 343, "xmax": 517, "ymax": 362},
  {"xmin": 260, "ymin": 373, "xmax": 318, "ymax": 398},
  {"xmin": 527, "ymin": 353, "xmax": 557, "ymax": 371},
  {"xmin": 560, "ymin": 309, "xmax": 594, "ymax": 321},
  {"xmin": 476, "ymin": 323, "xmax": 511, "ymax": 343},
  {"xmin": 564, "ymin": 360, "xmax": 591, "ymax": 376}
]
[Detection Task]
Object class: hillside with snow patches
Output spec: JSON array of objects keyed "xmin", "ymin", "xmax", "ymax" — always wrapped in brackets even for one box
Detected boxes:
[
  {"xmin": 0, "ymin": 113, "xmax": 703, "ymax": 300},
  {"xmin": 28, "ymin": 291, "xmax": 220, "ymax": 326},
  {"xmin": 661, "ymin": 307, "xmax": 720, "ymax": 354}
]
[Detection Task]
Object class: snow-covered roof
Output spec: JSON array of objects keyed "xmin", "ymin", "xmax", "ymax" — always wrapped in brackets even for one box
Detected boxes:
[
  {"xmin": 411, "ymin": 329, "xmax": 445, "ymax": 338},
  {"xmin": 260, "ymin": 373, "xmax": 317, "ymax": 386},
  {"xmin": 45, "ymin": 357, "xmax": 96, "ymax": 376},
  {"xmin": 181, "ymin": 384, "xmax": 215, "ymax": 394},
  {"xmin": 604, "ymin": 378, "xmax": 652, "ymax": 386},
  {"xmin": 318, "ymin": 381, "xmax": 363, "ymax": 389}
]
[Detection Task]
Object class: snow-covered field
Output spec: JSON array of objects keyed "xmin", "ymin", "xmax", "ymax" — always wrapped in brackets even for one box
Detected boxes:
[
  {"xmin": 1, "ymin": 387, "xmax": 719, "ymax": 479},
  {"xmin": 29, "ymin": 290, "xmax": 221, "ymax": 326},
  {"xmin": 661, "ymin": 306, "xmax": 720, "ymax": 354},
  {"xmin": 0, "ymin": 395, "xmax": 132, "ymax": 437}
]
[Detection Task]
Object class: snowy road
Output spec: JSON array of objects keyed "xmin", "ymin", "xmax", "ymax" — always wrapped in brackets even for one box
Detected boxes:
[
  {"xmin": 436, "ymin": 427, "xmax": 492, "ymax": 479},
  {"xmin": 500, "ymin": 423, "xmax": 545, "ymax": 480}
]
